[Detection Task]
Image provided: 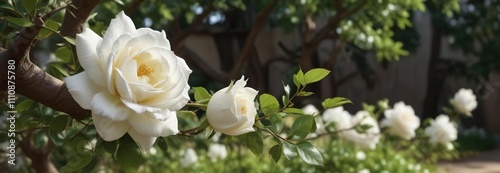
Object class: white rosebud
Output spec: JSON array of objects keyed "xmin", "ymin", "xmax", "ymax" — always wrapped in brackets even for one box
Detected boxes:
[
  {"xmin": 64, "ymin": 11, "xmax": 191, "ymax": 152},
  {"xmin": 381, "ymin": 102, "xmax": 420, "ymax": 140},
  {"xmin": 450, "ymin": 88, "xmax": 477, "ymax": 116},
  {"xmin": 302, "ymin": 104, "xmax": 320, "ymax": 116},
  {"xmin": 207, "ymin": 143, "xmax": 228, "ymax": 162},
  {"xmin": 424, "ymin": 115, "xmax": 457, "ymax": 150},
  {"xmin": 284, "ymin": 85, "xmax": 290, "ymax": 95},
  {"xmin": 206, "ymin": 76, "xmax": 258, "ymax": 136},
  {"xmin": 180, "ymin": 148, "xmax": 198, "ymax": 168},
  {"xmin": 345, "ymin": 111, "xmax": 380, "ymax": 149}
]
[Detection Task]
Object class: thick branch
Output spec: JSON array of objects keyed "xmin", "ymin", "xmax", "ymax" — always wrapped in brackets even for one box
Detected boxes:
[
  {"xmin": 19, "ymin": 133, "xmax": 57, "ymax": 173},
  {"xmin": 1, "ymin": 1, "xmax": 99, "ymax": 120},
  {"xmin": 228, "ymin": 0, "xmax": 280, "ymax": 80},
  {"xmin": 308, "ymin": 0, "xmax": 368, "ymax": 48},
  {"xmin": 60, "ymin": 0, "xmax": 101, "ymax": 37},
  {"xmin": 171, "ymin": 4, "xmax": 216, "ymax": 52}
]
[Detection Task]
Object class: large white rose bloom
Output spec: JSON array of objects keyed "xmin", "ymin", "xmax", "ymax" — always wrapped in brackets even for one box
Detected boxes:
[
  {"xmin": 206, "ymin": 76, "xmax": 258, "ymax": 136},
  {"xmin": 180, "ymin": 148, "xmax": 198, "ymax": 168},
  {"xmin": 381, "ymin": 102, "xmax": 420, "ymax": 140},
  {"xmin": 450, "ymin": 88, "xmax": 477, "ymax": 116},
  {"xmin": 424, "ymin": 115, "xmax": 457, "ymax": 150},
  {"xmin": 344, "ymin": 111, "xmax": 380, "ymax": 150},
  {"xmin": 64, "ymin": 11, "xmax": 191, "ymax": 151},
  {"xmin": 207, "ymin": 143, "xmax": 228, "ymax": 162}
]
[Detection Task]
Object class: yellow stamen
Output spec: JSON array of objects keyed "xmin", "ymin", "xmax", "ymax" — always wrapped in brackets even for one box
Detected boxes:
[{"xmin": 137, "ymin": 63, "xmax": 154, "ymax": 77}]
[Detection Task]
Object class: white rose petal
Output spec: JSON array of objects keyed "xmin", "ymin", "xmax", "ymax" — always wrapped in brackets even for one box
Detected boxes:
[
  {"xmin": 206, "ymin": 76, "xmax": 258, "ymax": 136},
  {"xmin": 64, "ymin": 11, "xmax": 192, "ymax": 152},
  {"xmin": 450, "ymin": 88, "xmax": 477, "ymax": 116},
  {"xmin": 424, "ymin": 114, "xmax": 457, "ymax": 150},
  {"xmin": 381, "ymin": 102, "xmax": 420, "ymax": 140}
]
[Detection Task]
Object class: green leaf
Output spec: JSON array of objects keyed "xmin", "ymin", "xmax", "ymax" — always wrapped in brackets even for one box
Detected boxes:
[
  {"xmin": 288, "ymin": 115, "xmax": 314, "ymax": 139},
  {"xmin": 60, "ymin": 152, "xmax": 92, "ymax": 172},
  {"xmin": 293, "ymin": 69, "xmax": 306, "ymax": 87},
  {"xmin": 116, "ymin": 143, "xmax": 145, "ymax": 173},
  {"xmin": 49, "ymin": 115, "xmax": 68, "ymax": 132},
  {"xmin": 269, "ymin": 144, "xmax": 282, "ymax": 163},
  {"xmin": 259, "ymin": 94, "xmax": 280, "ymax": 115},
  {"xmin": 321, "ymin": 97, "xmax": 352, "ymax": 109},
  {"xmin": 297, "ymin": 91, "xmax": 314, "ymax": 96},
  {"xmin": 282, "ymin": 142, "xmax": 297, "ymax": 160},
  {"xmin": 15, "ymin": 99, "xmax": 33, "ymax": 112},
  {"xmin": 283, "ymin": 108, "xmax": 304, "ymax": 115},
  {"xmin": 304, "ymin": 68, "xmax": 330, "ymax": 84},
  {"xmin": 55, "ymin": 46, "xmax": 73, "ymax": 63},
  {"xmin": 52, "ymin": 64, "xmax": 70, "ymax": 77},
  {"xmin": 296, "ymin": 142, "xmax": 324, "ymax": 166},
  {"xmin": 193, "ymin": 87, "xmax": 211, "ymax": 102},
  {"xmin": 242, "ymin": 132, "xmax": 263, "ymax": 156},
  {"xmin": 3, "ymin": 16, "xmax": 33, "ymax": 27},
  {"xmin": 21, "ymin": 0, "xmax": 37, "ymax": 16},
  {"xmin": 64, "ymin": 37, "xmax": 76, "ymax": 45},
  {"xmin": 269, "ymin": 113, "xmax": 284, "ymax": 133},
  {"xmin": 37, "ymin": 19, "xmax": 59, "ymax": 39}
]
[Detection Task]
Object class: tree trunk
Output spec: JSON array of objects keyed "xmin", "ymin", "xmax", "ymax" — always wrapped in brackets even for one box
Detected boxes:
[{"xmin": 422, "ymin": 25, "xmax": 443, "ymax": 119}]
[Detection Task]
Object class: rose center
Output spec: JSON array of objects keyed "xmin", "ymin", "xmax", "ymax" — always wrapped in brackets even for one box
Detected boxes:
[
  {"xmin": 239, "ymin": 106, "xmax": 247, "ymax": 116},
  {"xmin": 137, "ymin": 63, "xmax": 155, "ymax": 77}
]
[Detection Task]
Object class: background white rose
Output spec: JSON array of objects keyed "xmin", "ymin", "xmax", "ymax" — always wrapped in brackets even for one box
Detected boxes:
[
  {"xmin": 64, "ymin": 11, "xmax": 192, "ymax": 151},
  {"xmin": 450, "ymin": 88, "xmax": 477, "ymax": 116},
  {"xmin": 424, "ymin": 115, "xmax": 457, "ymax": 150},
  {"xmin": 207, "ymin": 143, "xmax": 228, "ymax": 162},
  {"xmin": 381, "ymin": 102, "xmax": 420, "ymax": 140},
  {"xmin": 321, "ymin": 106, "xmax": 353, "ymax": 138},
  {"xmin": 302, "ymin": 104, "xmax": 320, "ymax": 116},
  {"xmin": 206, "ymin": 76, "xmax": 258, "ymax": 136},
  {"xmin": 180, "ymin": 148, "xmax": 198, "ymax": 168},
  {"xmin": 344, "ymin": 111, "xmax": 380, "ymax": 150}
]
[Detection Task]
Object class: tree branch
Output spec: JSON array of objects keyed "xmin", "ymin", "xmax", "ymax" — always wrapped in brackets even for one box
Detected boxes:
[
  {"xmin": 228, "ymin": 0, "xmax": 280, "ymax": 81},
  {"xmin": 172, "ymin": 4, "xmax": 216, "ymax": 52},
  {"xmin": 0, "ymin": 1, "xmax": 100, "ymax": 120}
]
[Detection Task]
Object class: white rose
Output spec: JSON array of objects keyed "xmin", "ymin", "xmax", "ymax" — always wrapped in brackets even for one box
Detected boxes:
[
  {"xmin": 381, "ymin": 102, "xmax": 420, "ymax": 140},
  {"xmin": 322, "ymin": 106, "xmax": 352, "ymax": 129},
  {"xmin": 355, "ymin": 151, "xmax": 366, "ymax": 160},
  {"xmin": 180, "ymin": 148, "xmax": 198, "ymax": 168},
  {"xmin": 64, "ymin": 11, "xmax": 191, "ymax": 151},
  {"xmin": 302, "ymin": 104, "xmax": 320, "ymax": 116},
  {"xmin": 450, "ymin": 88, "xmax": 477, "ymax": 116},
  {"xmin": 206, "ymin": 76, "xmax": 258, "ymax": 136},
  {"xmin": 358, "ymin": 169, "xmax": 370, "ymax": 173},
  {"xmin": 207, "ymin": 143, "xmax": 228, "ymax": 162},
  {"xmin": 424, "ymin": 114, "xmax": 457, "ymax": 150},
  {"xmin": 345, "ymin": 111, "xmax": 380, "ymax": 150}
]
